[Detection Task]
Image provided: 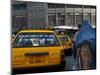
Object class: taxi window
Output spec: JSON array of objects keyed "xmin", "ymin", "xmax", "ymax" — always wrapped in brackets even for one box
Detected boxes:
[
  {"xmin": 12, "ymin": 33, "xmax": 60, "ymax": 48},
  {"xmin": 59, "ymin": 36, "xmax": 69, "ymax": 43}
]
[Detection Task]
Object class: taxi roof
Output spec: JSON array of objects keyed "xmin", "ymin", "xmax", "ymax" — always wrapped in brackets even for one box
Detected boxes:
[{"xmin": 18, "ymin": 30, "xmax": 54, "ymax": 33}]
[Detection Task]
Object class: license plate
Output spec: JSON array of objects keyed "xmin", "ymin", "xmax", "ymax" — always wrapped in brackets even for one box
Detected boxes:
[{"xmin": 29, "ymin": 56, "xmax": 46, "ymax": 63}]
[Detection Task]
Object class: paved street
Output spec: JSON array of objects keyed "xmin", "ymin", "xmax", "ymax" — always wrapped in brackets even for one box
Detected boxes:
[{"xmin": 64, "ymin": 55, "xmax": 74, "ymax": 71}]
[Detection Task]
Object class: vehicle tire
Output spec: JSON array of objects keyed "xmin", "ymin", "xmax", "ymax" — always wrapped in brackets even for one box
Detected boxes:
[
  {"xmin": 60, "ymin": 60, "xmax": 66, "ymax": 70},
  {"xmin": 64, "ymin": 48, "xmax": 72, "ymax": 56},
  {"xmin": 59, "ymin": 55, "xmax": 66, "ymax": 70}
]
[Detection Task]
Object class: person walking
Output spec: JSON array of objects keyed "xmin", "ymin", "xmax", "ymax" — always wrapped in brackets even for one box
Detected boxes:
[{"xmin": 72, "ymin": 21, "xmax": 96, "ymax": 70}]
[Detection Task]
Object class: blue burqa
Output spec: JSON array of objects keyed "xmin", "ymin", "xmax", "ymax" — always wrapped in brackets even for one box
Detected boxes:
[{"xmin": 72, "ymin": 21, "xmax": 96, "ymax": 69}]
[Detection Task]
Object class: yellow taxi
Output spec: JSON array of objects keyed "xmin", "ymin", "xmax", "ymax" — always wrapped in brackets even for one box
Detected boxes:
[
  {"xmin": 58, "ymin": 34, "xmax": 72, "ymax": 55},
  {"xmin": 12, "ymin": 30, "xmax": 65, "ymax": 70}
]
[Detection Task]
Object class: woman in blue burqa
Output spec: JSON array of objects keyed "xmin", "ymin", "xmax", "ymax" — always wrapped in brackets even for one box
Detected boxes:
[{"xmin": 72, "ymin": 21, "xmax": 96, "ymax": 70}]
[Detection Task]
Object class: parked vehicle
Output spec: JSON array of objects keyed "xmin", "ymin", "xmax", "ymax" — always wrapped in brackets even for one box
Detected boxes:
[{"xmin": 58, "ymin": 34, "xmax": 72, "ymax": 55}]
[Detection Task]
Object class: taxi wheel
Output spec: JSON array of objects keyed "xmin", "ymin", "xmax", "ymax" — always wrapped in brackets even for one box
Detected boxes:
[
  {"xmin": 64, "ymin": 49, "xmax": 72, "ymax": 56},
  {"xmin": 60, "ymin": 58, "xmax": 66, "ymax": 69}
]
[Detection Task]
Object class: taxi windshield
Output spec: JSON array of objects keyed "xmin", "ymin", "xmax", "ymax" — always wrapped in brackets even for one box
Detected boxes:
[
  {"xmin": 59, "ymin": 35, "xmax": 69, "ymax": 43},
  {"xmin": 12, "ymin": 32, "xmax": 60, "ymax": 48}
]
